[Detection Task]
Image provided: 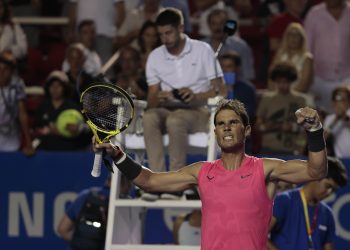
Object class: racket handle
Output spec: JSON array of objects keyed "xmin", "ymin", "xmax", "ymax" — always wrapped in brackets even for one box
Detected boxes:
[{"xmin": 91, "ymin": 151, "xmax": 103, "ymax": 177}]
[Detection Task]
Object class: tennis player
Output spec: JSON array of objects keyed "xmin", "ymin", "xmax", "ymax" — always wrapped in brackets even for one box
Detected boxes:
[{"xmin": 94, "ymin": 99, "xmax": 328, "ymax": 250}]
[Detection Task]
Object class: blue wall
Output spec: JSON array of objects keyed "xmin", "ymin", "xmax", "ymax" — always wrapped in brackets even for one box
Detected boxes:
[{"xmin": 0, "ymin": 152, "xmax": 350, "ymax": 250}]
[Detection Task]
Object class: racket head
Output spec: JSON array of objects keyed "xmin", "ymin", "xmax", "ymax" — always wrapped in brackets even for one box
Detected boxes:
[{"xmin": 80, "ymin": 82, "xmax": 134, "ymax": 143}]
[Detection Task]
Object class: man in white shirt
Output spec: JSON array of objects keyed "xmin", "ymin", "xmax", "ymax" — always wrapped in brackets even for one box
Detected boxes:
[
  {"xmin": 324, "ymin": 86, "xmax": 350, "ymax": 158},
  {"xmin": 142, "ymin": 8, "xmax": 226, "ymax": 199}
]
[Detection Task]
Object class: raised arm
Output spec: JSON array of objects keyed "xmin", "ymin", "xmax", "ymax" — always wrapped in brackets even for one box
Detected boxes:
[
  {"xmin": 264, "ymin": 107, "xmax": 328, "ymax": 184},
  {"xmin": 94, "ymin": 141, "xmax": 200, "ymax": 193}
]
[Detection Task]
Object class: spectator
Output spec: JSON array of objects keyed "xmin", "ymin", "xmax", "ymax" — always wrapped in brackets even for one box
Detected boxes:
[
  {"xmin": 268, "ymin": 156, "xmax": 348, "ymax": 250},
  {"xmin": 192, "ymin": 0, "xmax": 238, "ymax": 38},
  {"xmin": 115, "ymin": 46, "xmax": 148, "ymax": 100},
  {"xmin": 137, "ymin": 20, "xmax": 161, "ymax": 70},
  {"xmin": 173, "ymin": 209, "xmax": 201, "ymax": 246},
  {"xmin": 0, "ymin": 0, "xmax": 28, "ymax": 59},
  {"xmin": 64, "ymin": 43, "xmax": 95, "ymax": 102},
  {"xmin": 33, "ymin": 70, "xmax": 91, "ymax": 151},
  {"xmin": 324, "ymin": 86, "xmax": 350, "ymax": 158},
  {"xmin": 68, "ymin": 0, "xmax": 126, "ymax": 65},
  {"xmin": 142, "ymin": 8, "xmax": 226, "ymax": 200},
  {"xmin": 63, "ymin": 19, "xmax": 102, "ymax": 76},
  {"xmin": 257, "ymin": 0, "xmax": 285, "ymax": 22},
  {"xmin": 57, "ymin": 174, "xmax": 144, "ymax": 249},
  {"xmin": 203, "ymin": 9, "xmax": 255, "ymax": 81},
  {"xmin": 218, "ymin": 51, "xmax": 256, "ymax": 125},
  {"xmin": 266, "ymin": 0, "xmax": 307, "ymax": 56},
  {"xmin": 115, "ymin": 0, "xmax": 163, "ymax": 49},
  {"xmin": 304, "ymin": 0, "xmax": 350, "ymax": 112},
  {"xmin": 0, "ymin": 51, "xmax": 33, "ymax": 155},
  {"xmin": 270, "ymin": 22, "xmax": 313, "ymax": 94},
  {"xmin": 256, "ymin": 62, "xmax": 306, "ymax": 155}
]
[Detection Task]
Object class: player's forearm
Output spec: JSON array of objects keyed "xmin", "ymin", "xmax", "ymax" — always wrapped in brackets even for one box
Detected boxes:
[
  {"xmin": 306, "ymin": 128, "xmax": 328, "ymax": 179},
  {"xmin": 307, "ymin": 149, "xmax": 327, "ymax": 180},
  {"xmin": 112, "ymin": 153, "xmax": 192, "ymax": 192}
]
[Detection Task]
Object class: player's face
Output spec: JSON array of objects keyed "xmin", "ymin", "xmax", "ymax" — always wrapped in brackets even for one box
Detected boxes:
[
  {"xmin": 157, "ymin": 24, "xmax": 182, "ymax": 51},
  {"xmin": 214, "ymin": 109, "xmax": 250, "ymax": 152}
]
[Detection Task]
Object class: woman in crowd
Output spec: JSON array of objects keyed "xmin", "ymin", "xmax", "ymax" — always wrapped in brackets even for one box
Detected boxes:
[
  {"xmin": 137, "ymin": 20, "xmax": 161, "ymax": 70},
  {"xmin": 269, "ymin": 22, "xmax": 313, "ymax": 94},
  {"xmin": 0, "ymin": 0, "xmax": 27, "ymax": 59}
]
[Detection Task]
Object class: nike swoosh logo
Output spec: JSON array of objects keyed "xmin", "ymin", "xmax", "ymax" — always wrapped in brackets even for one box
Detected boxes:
[
  {"xmin": 207, "ymin": 176, "xmax": 214, "ymax": 181},
  {"xmin": 241, "ymin": 173, "xmax": 252, "ymax": 179}
]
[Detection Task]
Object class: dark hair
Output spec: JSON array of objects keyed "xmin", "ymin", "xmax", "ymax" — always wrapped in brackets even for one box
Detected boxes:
[
  {"xmin": 138, "ymin": 20, "xmax": 161, "ymax": 52},
  {"xmin": 331, "ymin": 86, "xmax": 350, "ymax": 102},
  {"xmin": 207, "ymin": 9, "xmax": 228, "ymax": 24},
  {"xmin": 44, "ymin": 76, "xmax": 71, "ymax": 98},
  {"xmin": 0, "ymin": 0, "xmax": 12, "ymax": 25},
  {"xmin": 327, "ymin": 157, "xmax": 348, "ymax": 187},
  {"xmin": 219, "ymin": 51, "xmax": 241, "ymax": 67},
  {"xmin": 78, "ymin": 19, "xmax": 95, "ymax": 32},
  {"xmin": 214, "ymin": 99, "xmax": 250, "ymax": 127},
  {"xmin": 270, "ymin": 62, "xmax": 298, "ymax": 83},
  {"xmin": 156, "ymin": 7, "xmax": 184, "ymax": 27}
]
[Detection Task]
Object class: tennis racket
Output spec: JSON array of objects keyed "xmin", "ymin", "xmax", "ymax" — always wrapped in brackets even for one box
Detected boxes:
[{"xmin": 80, "ymin": 83, "xmax": 134, "ymax": 177}]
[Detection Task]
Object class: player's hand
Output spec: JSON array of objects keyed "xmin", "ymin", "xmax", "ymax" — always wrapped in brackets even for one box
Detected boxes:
[
  {"xmin": 92, "ymin": 137, "xmax": 125, "ymax": 161},
  {"xmin": 295, "ymin": 107, "xmax": 321, "ymax": 131}
]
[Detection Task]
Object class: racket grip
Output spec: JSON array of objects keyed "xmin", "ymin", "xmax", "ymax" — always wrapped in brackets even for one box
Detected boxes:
[{"xmin": 91, "ymin": 151, "xmax": 103, "ymax": 177}]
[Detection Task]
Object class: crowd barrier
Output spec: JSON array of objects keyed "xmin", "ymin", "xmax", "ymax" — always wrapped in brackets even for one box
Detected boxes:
[{"xmin": 0, "ymin": 152, "xmax": 349, "ymax": 250}]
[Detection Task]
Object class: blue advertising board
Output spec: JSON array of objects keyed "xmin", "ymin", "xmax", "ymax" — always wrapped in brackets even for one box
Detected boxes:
[{"xmin": 0, "ymin": 152, "xmax": 350, "ymax": 249}]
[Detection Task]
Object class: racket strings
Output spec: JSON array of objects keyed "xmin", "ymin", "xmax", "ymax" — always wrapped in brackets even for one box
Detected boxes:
[{"xmin": 82, "ymin": 87, "xmax": 133, "ymax": 131}]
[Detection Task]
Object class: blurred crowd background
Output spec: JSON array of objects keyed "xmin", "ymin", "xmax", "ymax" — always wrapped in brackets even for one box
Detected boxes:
[{"xmin": 1, "ymin": 0, "xmax": 350, "ymax": 158}]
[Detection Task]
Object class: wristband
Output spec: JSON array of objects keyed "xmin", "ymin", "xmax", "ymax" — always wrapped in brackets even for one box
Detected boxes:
[
  {"xmin": 306, "ymin": 128, "xmax": 325, "ymax": 152},
  {"xmin": 114, "ymin": 155, "xmax": 142, "ymax": 180},
  {"xmin": 306, "ymin": 122, "xmax": 323, "ymax": 132}
]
